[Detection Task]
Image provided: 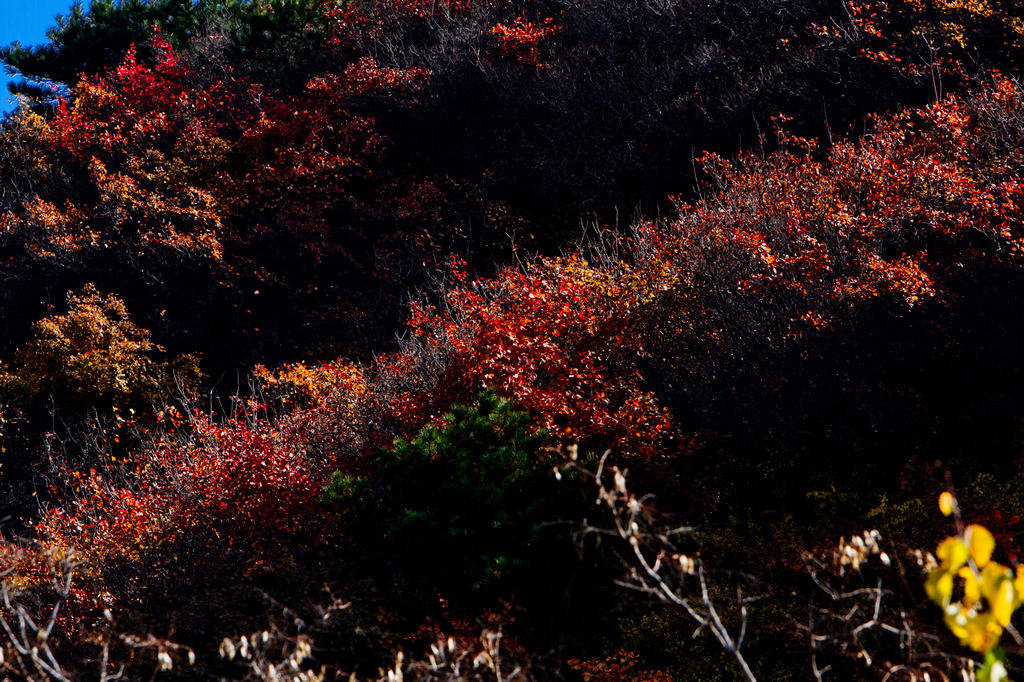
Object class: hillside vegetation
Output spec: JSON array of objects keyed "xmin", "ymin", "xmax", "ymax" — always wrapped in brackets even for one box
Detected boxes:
[{"xmin": 2, "ymin": 0, "xmax": 1024, "ymax": 679}]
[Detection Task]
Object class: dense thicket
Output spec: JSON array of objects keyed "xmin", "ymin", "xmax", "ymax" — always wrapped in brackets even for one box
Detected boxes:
[
  {"xmin": 3, "ymin": 0, "xmax": 1021, "ymax": 369},
  {"xmin": 2, "ymin": 0, "xmax": 1024, "ymax": 679}
]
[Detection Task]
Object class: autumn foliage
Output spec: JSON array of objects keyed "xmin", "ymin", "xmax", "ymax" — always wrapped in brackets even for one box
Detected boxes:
[
  {"xmin": 37, "ymin": 414, "xmax": 325, "ymax": 573},
  {"xmin": 2, "ymin": 0, "xmax": 1024, "ymax": 678},
  {"xmin": 1, "ymin": 285, "xmax": 198, "ymax": 413}
]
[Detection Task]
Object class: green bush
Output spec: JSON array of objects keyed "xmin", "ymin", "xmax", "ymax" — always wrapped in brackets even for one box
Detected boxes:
[{"xmin": 325, "ymin": 390, "xmax": 578, "ymax": 600}]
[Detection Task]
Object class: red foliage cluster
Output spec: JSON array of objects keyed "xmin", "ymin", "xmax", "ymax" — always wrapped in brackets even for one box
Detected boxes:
[
  {"xmin": 654, "ymin": 76, "xmax": 1024, "ymax": 344},
  {"xmin": 33, "ymin": 414, "xmax": 326, "ymax": 584},
  {"xmin": 489, "ymin": 16, "xmax": 561, "ymax": 68},
  {"xmin": 48, "ymin": 34, "xmax": 434, "ymax": 248},
  {"xmin": 0, "ymin": 32, "xmax": 453, "ymax": 360},
  {"xmin": 392, "ymin": 255, "xmax": 672, "ymax": 458},
  {"xmin": 841, "ymin": 0, "xmax": 1024, "ymax": 73},
  {"xmin": 53, "ymin": 34, "xmax": 261, "ymax": 160},
  {"xmin": 263, "ymin": 78, "xmax": 1024, "ymax": 491},
  {"xmin": 218, "ymin": 56, "xmax": 434, "ymax": 253}
]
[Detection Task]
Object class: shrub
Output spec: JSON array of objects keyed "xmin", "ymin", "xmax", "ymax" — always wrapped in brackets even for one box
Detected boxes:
[
  {"xmin": 0, "ymin": 284, "xmax": 200, "ymax": 417},
  {"xmin": 325, "ymin": 390, "xmax": 575, "ymax": 603}
]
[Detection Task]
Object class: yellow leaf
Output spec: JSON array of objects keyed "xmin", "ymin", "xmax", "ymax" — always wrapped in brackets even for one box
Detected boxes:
[
  {"xmin": 1014, "ymin": 565, "xmax": 1024, "ymax": 596},
  {"xmin": 937, "ymin": 536, "xmax": 970, "ymax": 571},
  {"xmin": 939, "ymin": 491, "xmax": 955, "ymax": 516},
  {"xmin": 966, "ymin": 525, "xmax": 996, "ymax": 567},
  {"xmin": 981, "ymin": 561, "xmax": 1011, "ymax": 600},
  {"xmin": 947, "ymin": 609, "xmax": 1003, "ymax": 653},
  {"xmin": 945, "ymin": 606, "xmax": 970, "ymax": 642},
  {"xmin": 959, "ymin": 565, "xmax": 981, "ymax": 606},
  {"xmin": 993, "ymin": 578, "xmax": 1016, "ymax": 627},
  {"xmin": 975, "ymin": 613, "xmax": 1004, "ymax": 652},
  {"xmin": 926, "ymin": 567, "xmax": 955, "ymax": 605}
]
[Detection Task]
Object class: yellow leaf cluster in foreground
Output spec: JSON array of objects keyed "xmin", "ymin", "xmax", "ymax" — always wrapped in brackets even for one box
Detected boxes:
[{"xmin": 926, "ymin": 516, "xmax": 1024, "ymax": 654}]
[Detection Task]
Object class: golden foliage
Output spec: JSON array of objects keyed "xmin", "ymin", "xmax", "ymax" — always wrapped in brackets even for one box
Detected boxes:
[{"xmin": 0, "ymin": 285, "xmax": 199, "ymax": 414}]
